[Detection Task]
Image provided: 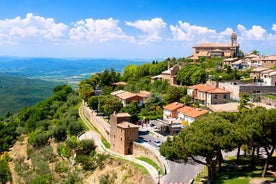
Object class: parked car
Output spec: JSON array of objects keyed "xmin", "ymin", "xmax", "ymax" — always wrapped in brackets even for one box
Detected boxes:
[{"xmin": 153, "ymin": 140, "xmax": 162, "ymax": 147}]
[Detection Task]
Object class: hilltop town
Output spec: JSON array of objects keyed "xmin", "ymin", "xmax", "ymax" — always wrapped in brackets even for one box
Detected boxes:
[{"xmin": 1, "ymin": 31, "xmax": 276, "ymax": 184}]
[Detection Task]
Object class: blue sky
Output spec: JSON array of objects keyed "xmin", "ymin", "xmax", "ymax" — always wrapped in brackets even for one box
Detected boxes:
[{"xmin": 0, "ymin": 0, "xmax": 275, "ymax": 59}]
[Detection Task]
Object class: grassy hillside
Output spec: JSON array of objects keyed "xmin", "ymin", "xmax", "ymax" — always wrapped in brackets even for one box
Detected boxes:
[{"xmin": 0, "ymin": 73, "xmax": 59, "ymax": 116}]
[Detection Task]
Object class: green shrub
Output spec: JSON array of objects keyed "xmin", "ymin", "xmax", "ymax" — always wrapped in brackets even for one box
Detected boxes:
[
  {"xmin": 55, "ymin": 161, "xmax": 69, "ymax": 173},
  {"xmin": 52, "ymin": 125, "xmax": 67, "ymax": 141},
  {"xmin": 99, "ymin": 172, "xmax": 117, "ymax": 184},
  {"xmin": 57, "ymin": 143, "xmax": 71, "ymax": 158}
]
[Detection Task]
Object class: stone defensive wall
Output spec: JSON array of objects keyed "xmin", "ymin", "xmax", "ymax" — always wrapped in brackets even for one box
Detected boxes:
[
  {"xmin": 82, "ymin": 102, "xmax": 168, "ymax": 174},
  {"xmin": 82, "ymin": 102, "xmax": 110, "ymax": 142}
]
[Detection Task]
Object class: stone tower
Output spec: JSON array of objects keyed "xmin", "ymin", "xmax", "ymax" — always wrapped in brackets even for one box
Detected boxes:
[
  {"xmin": 110, "ymin": 112, "xmax": 139, "ymax": 155},
  {"xmin": 231, "ymin": 30, "xmax": 237, "ymax": 47}
]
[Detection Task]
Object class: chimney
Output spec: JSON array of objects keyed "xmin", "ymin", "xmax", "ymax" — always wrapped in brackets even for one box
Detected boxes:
[{"xmin": 168, "ymin": 61, "xmax": 170, "ymax": 70}]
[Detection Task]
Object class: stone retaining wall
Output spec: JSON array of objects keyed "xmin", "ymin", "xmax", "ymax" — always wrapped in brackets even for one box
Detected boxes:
[{"xmin": 133, "ymin": 142, "xmax": 168, "ymax": 174}]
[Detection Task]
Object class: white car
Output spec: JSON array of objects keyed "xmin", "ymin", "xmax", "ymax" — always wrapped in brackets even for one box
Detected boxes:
[{"xmin": 153, "ymin": 140, "xmax": 162, "ymax": 147}]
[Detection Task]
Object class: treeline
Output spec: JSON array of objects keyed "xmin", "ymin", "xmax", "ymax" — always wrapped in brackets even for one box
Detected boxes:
[{"xmin": 160, "ymin": 107, "xmax": 276, "ymax": 184}]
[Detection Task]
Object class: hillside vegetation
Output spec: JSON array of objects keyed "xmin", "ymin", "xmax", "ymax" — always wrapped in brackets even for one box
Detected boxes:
[
  {"xmin": 0, "ymin": 73, "xmax": 59, "ymax": 116},
  {"xmin": 0, "ymin": 84, "xmax": 151, "ymax": 183}
]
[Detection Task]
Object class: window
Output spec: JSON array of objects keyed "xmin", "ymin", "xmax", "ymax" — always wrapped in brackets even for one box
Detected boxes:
[
  {"xmin": 223, "ymin": 94, "xmax": 227, "ymax": 99},
  {"xmin": 214, "ymin": 95, "xmax": 218, "ymax": 99}
]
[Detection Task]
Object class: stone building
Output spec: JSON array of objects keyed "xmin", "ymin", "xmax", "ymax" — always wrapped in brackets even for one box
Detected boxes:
[
  {"xmin": 187, "ymin": 84, "xmax": 230, "ymax": 106},
  {"xmin": 151, "ymin": 61, "xmax": 180, "ymax": 86},
  {"xmin": 262, "ymin": 55, "xmax": 276, "ymax": 68},
  {"xmin": 110, "ymin": 112, "xmax": 139, "ymax": 155},
  {"xmin": 111, "ymin": 90, "xmax": 150, "ymax": 107},
  {"xmin": 189, "ymin": 31, "xmax": 239, "ymax": 59}
]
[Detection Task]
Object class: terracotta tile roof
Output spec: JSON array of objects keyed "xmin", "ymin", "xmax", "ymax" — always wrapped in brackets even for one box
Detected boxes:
[
  {"xmin": 186, "ymin": 109, "xmax": 209, "ymax": 118},
  {"xmin": 193, "ymin": 43, "xmax": 235, "ymax": 48},
  {"xmin": 177, "ymin": 106, "xmax": 208, "ymax": 118},
  {"xmin": 163, "ymin": 102, "xmax": 184, "ymax": 111},
  {"xmin": 177, "ymin": 106, "xmax": 195, "ymax": 114},
  {"xmin": 251, "ymin": 67, "xmax": 270, "ymax": 72},
  {"xmin": 114, "ymin": 113, "xmax": 131, "ymax": 118},
  {"xmin": 208, "ymin": 88, "xmax": 230, "ymax": 94},
  {"xmin": 188, "ymin": 84, "xmax": 229, "ymax": 94},
  {"xmin": 116, "ymin": 91, "xmax": 137, "ymax": 99},
  {"xmin": 262, "ymin": 55, "xmax": 276, "ymax": 60},
  {"xmin": 137, "ymin": 90, "xmax": 151, "ymax": 98},
  {"xmin": 111, "ymin": 90, "xmax": 126, "ymax": 96},
  {"xmin": 113, "ymin": 82, "xmax": 128, "ymax": 86},
  {"xmin": 188, "ymin": 84, "xmax": 215, "ymax": 92},
  {"xmin": 261, "ymin": 69, "xmax": 275, "ymax": 74},
  {"xmin": 117, "ymin": 121, "xmax": 139, "ymax": 129}
]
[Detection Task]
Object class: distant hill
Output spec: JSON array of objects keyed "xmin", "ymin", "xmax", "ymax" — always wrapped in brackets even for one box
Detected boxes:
[{"xmin": 0, "ymin": 73, "xmax": 59, "ymax": 116}]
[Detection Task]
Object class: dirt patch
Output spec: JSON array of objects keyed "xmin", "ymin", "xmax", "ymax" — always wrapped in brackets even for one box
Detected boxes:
[
  {"xmin": 8, "ymin": 136, "xmax": 29, "ymax": 184},
  {"xmin": 83, "ymin": 158, "xmax": 154, "ymax": 184},
  {"xmin": 250, "ymin": 178, "xmax": 276, "ymax": 184}
]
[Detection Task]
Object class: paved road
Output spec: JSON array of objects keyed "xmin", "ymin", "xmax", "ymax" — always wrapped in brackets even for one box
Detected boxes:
[{"xmin": 139, "ymin": 127, "xmax": 204, "ymax": 184}]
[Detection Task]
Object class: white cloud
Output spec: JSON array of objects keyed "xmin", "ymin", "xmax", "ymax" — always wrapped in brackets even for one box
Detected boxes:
[
  {"xmin": 237, "ymin": 24, "xmax": 267, "ymax": 40},
  {"xmin": 69, "ymin": 18, "xmax": 134, "ymax": 43},
  {"xmin": 0, "ymin": 13, "xmax": 68, "ymax": 44},
  {"xmin": 125, "ymin": 18, "xmax": 166, "ymax": 43},
  {"xmin": 272, "ymin": 24, "xmax": 276, "ymax": 31},
  {"xmin": 169, "ymin": 21, "xmax": 216, "ymax": 41},
  {"xmin": 1, "ymin": 13, "xmax": 276, "ymax": 57}
]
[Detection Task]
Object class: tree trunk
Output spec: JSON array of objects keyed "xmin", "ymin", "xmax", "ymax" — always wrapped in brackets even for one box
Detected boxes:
[
  {"xmin": 208, "ymin": 164, "xmax": 217, "ymax": 184},
  {"xmin": 250, "ymin": 146, "xmax": 256, "ymax": 170},
  {"xmin": 237, "ymin": 145, "xmax": 241, "ymax": 162},
  {"xmin": 251, "ymin": 147, "xmax": 255, "ymax": 157},
  {"xmin": 218, "ymin": 150, "xmax": 223, "ymax": 172},
  {"xmin": 257, "ymin": 147, "xmax": 260, "ymax": 159},
  {"xmin": 262, "ymin": 145, "xmax": 275, "ymax": 177}
]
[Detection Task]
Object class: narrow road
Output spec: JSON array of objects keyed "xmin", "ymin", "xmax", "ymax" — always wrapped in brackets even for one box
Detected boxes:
[{"xmin": 78, "ymin": 103, "xmax": 159, "ymax": 183}]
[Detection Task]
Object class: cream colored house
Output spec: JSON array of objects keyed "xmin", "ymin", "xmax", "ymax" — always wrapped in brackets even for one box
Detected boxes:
[
  {"xmin": 260, "ymin": 70, "xmax": 276, "ymax": 86},
  {"xmin": 187, "ymin": 84, "xmax": 230, "ymax": 106}
]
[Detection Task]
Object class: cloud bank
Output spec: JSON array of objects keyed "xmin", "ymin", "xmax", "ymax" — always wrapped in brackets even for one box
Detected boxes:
[{"xmin": 0, "ymin": 13, "xmax": 275, "ymax": 57}]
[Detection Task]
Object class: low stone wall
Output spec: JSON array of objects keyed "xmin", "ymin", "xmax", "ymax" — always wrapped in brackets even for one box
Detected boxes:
[
  {"xmin": 133, "ymin": 142, "xmax": 168, "ymax": 175},
  {"xmin": 82, "ymin": 103, "xmax": 110, "ymax": 142}
]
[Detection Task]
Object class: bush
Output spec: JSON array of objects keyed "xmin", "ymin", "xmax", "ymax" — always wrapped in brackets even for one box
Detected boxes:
[
  {"xmin": 28, "ymin": 132, "xmax": 50, "ymax": 148},
  {"xmin": 52, "ymin": 125, "xmax": 67, "ymax": 142},
  {"xmin": 0, "ymin": 158, "xmax": 12, "ymax": 183},
  {"xmin": 99, "ymin": 173, "xmax": 117, "ymax": 184},
  {"xmin": 65, "ymin": 136, "xmax": 79, "ymax": 150},
  {"xmin": 68, "ymin": 121, "xmax": 83, "ymax": 136},
  {"xmin": 57, "ymin": 143, "xmax": 71, "ymax": 158},
  {"xmin": 40, "ymin": 145, "xmax": 55, "ymax": 162},
  {"xmin": 79, "ymin": 139, "xmax": 96, "ymax": 155},
  {"xmin": 55, "ymin": 161, "xmax": 69, "ymax": 173},
  {"xmin": 75, "ymin": 155, "xmax": 96, "ymax": 170}
]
